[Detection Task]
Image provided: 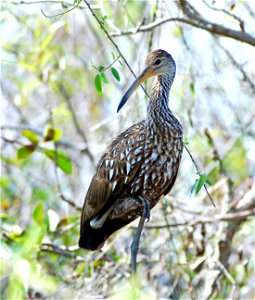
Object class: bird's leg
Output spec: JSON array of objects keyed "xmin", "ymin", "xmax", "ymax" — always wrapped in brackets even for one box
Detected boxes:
[
  {"xmin": 131, "ymin": 196, "xmax": 150, "ymax": 275},
  {"xmin": 138, "ymin": 196, "xmax": 150, "ymax": 222}
]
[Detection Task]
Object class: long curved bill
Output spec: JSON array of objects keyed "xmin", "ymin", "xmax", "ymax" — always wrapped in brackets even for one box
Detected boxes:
[{"xmin": 117, "ymin": 67, "xmax": 155, "ymax": 113}]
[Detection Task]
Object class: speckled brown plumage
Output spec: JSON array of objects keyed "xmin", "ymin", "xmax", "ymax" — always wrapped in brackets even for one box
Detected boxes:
[{"xmin": 79, "ymin": 49, "xmax": 183, "ymax": 251}]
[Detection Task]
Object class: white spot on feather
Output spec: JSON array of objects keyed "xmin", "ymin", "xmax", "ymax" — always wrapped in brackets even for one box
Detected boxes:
[
  {"xmin": 109, "ymin": 169, "xmax": 114, "ymax": 181},
  {"xmin": 112, "ymin": 181, "xmax": 117, "ymax": 191},
  {"xmin": 131, "ymin": 158, "xmax": 136, "ymax": 165},
  {"xmin": 126, "ymin": 162, "xmax": 131, "ymax": 175},
  {"xmin": 134, "ymin": 146, "xmax": 143, "ymax": 155},
  {"xmin": 151, "ymin": 152, "xmax": 158, "ymax": 161}
]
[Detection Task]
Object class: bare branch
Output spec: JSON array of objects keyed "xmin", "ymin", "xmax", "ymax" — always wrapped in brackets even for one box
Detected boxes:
[
  {"xmin": 40, "ymin": 243, "xmax": 83, "ymax": 261},
  {"xmin": 58, "ymin": 84, "xmax": 95, "ymax": 163},
  {"xmin": 202, "ymin": 0, "xmax": 245, "ymax": 31},
  {"xmin": 144, "ymin": 208, "xmax": 255, "ymax": 229},
  {"xmin": 1, "ymin": 125, "xmax": 88, "ymax": 152},
  {"xmin": 58, "ymin": 193, "xmax": 82, "ymax": 211},
  {"xmin": 216, "ymin": 40, "xmax": 255, "ymax": 93},
  {"xmin": 109, "ymin": 12, "xmax": 254, "ymax": 47}
]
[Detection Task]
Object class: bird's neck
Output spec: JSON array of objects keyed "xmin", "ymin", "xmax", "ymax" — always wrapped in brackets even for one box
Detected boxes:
[{"xmin": 147, "ymin": 74, "xmax": 175, "ymax": 127}]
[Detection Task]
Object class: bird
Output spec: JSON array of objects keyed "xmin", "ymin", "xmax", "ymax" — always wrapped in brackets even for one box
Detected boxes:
[{"xmin": 79, "ymin": 49, "xmax": 183, "ymax": 251}]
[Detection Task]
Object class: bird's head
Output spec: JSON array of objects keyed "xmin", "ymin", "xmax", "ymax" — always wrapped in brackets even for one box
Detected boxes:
[{"xmin": 117, "ymin": 49, "xmax": 175, "ymax": 112}]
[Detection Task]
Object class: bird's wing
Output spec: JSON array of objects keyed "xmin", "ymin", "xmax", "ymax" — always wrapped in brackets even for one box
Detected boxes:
[{"xmin": 81, "ymin": 121, "xmax": 145, "ymax": 223}]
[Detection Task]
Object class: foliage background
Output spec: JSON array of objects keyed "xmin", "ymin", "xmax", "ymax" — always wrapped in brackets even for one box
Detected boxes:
[{"xmin": 1, "ymin": 0, "xmax": 254, "ymax": 299}]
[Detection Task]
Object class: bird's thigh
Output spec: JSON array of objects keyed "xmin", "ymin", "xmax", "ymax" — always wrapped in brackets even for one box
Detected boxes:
[{"xmin": 109, "ymin": 197, "xmax": 143, "ymax": 220}]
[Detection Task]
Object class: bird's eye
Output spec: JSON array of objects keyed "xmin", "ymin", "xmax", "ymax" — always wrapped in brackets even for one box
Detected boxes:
[{"xmin": 154, "ymin": 59, "xmax": 161, "ymax": 66}]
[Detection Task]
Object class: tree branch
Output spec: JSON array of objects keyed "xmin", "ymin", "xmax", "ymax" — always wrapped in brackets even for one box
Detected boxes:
[
  {"xmin": 178, "ymin": 0, "xmax": 254, "ymax": 46},
  {"xmin": 109, "ymin": 14, "xmax": 254, "ymax": 47},
  {"xmin": 144, "ymin": 208, "xmax": 255, "ymax": 229},
  {"xmin": 1, "ymin": 125, "xmax": 88, "ymax": 152}
]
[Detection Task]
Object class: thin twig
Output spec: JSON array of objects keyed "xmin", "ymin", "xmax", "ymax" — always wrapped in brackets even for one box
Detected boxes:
[
  {"xmin": 184, "ymin": 145, "xmax": 216, "ymax": 207},
  {"xmin": 58, "ymin": 84, "xmax": 95, "ymax": 163},
  {"xmin": 216, "ymin": 39, "xmax": 255, "ymax": 93},
  {"xmin": 1, "ymin": 125, "xmax": 88, "ymax": 151},
  {"xmin": 144, "ymin": 208, "xmax": 255, "ymax": 229},
  {"xmin": 41, "ymin": 0, "xmax": 81, "ymax": 19},
  {"xmin": 40, "ymin": 243, "xmax": 83, "ymax": 261},
  {"xmin": 202, "ymin": 0, "xmax": 245, "ymax": 31},
  {"xmin": 92, "ymin": 55, "xmax": 121, "ymax": 73},
  {"xmin": 83, "ymin": 0, "xmax": 149, "ymax": 98}
]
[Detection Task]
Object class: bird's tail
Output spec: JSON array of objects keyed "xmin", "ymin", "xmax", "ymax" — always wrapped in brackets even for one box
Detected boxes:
[{"xmin": 78, "ymin": 218, "xmax": 130, "ymax": 251}]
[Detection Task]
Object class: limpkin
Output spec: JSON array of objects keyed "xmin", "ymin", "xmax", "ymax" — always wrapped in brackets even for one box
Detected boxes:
[{"xmin": 79, "ymin": 49, "xmax": 183, "ymax": 251}]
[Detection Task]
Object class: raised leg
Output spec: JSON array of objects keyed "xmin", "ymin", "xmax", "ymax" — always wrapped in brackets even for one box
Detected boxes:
[
  {"xmin": 90, "ymin": 202, "xmax": 116, "ymax": 229},
  {"xmin": 131, "ymin": 196, "xmax": 150, "ymax": 275}
]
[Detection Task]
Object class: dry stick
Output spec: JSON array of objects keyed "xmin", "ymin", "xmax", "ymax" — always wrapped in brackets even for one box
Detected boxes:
[{"xmin": 144, "ymin": 208, "xmax": 255, "ymax": 229}]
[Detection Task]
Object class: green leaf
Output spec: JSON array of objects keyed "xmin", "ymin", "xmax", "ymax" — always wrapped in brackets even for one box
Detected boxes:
[
  {"xmin": 100, "ymin": 73, "xmax": 108, "ymax": 84},
  {"xmin": 61, "ymin": 1, "xmax": 68, "ymax": 8},
  {"xmin": 111, "ymin": 67, "xmax": 120, "ymax": 82},
  {"xmin": 196, "ymin": 174, "xmax": 207, "ymax": 194},
  {"xmin": 40, "ymin": 32, "xmax": 55, "ymax": 52},
  {"xmin": 183, "ymin": 137, "xmax": 189, "ymax": 145},
  {"xmin": 94, "ymin": 74, "xmax": 102, "ymax": 96},
  {"xmin": 190, "ymin": 179, "xmax": 198, "ymax": 196},
  {"xmin": 172, "ymin": 26, "xmax": 182, "ymax": 37},
  {"xmin": 19, "ymin": 61, "xmax": 37, "ymax": 72},
  {"xmin": 189, "ymin": 82, "xmax": 195, "ymax": 96},
  {"xmin": 33, "ymin": 203, "xmax": 44, "ymax": 223},
  {"xmin": 43, "ymin": 149, "xmax": 72, "ymax": 174},
  {"xmin": 17, "ymin": 145, "xmax": 36, "ymax": 159},
  {"xmin": 22, "ymin": 130, "xmax": 40, "ymax": 144},
  {"xmin": 205, "ymin": 177, "xmax": 212, "ymax": 186},
  {"xmin": 43, "ymin": 126, "xmax": 62, "ymax": 142},
  {"xmin": 98, "ymin": 65, "xmax": 104, "ymax": 72},
  {"xmin": 222, "ymin": 138, "xmax": 248, "ymax": 180},
  {"xmin": 152, "ymin": 4, "xmax": 158, "ymax": 15}
]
